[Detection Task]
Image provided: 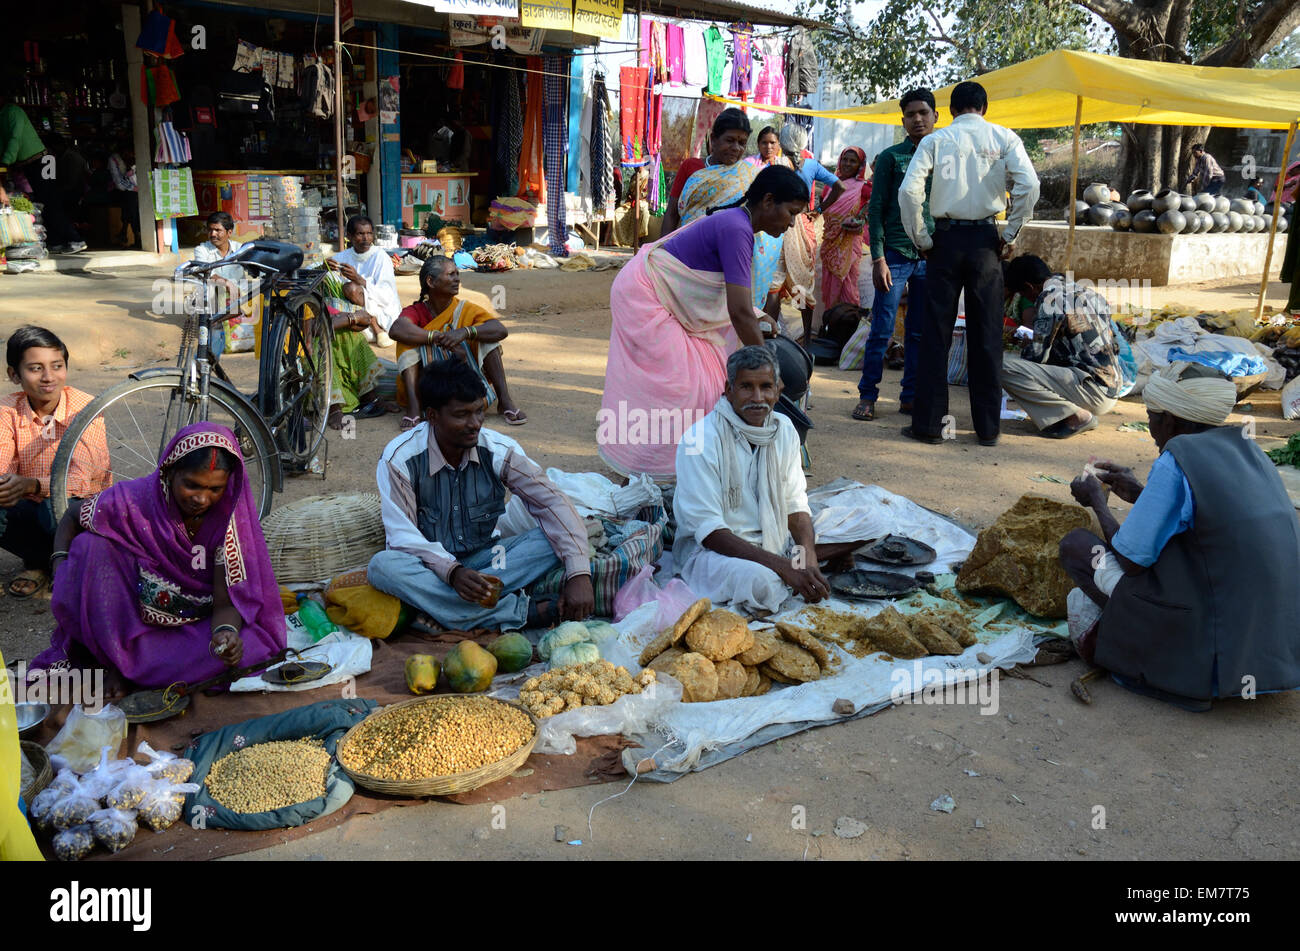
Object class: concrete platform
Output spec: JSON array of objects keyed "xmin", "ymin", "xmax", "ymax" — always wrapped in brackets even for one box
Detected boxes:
[
  {"xmin": 8, "ymin": 248, "xmax": 181, "ymax": 274},
  {"xmin": 1014, "ymin": 221, "xmax": 1286, "ymax": 286}
]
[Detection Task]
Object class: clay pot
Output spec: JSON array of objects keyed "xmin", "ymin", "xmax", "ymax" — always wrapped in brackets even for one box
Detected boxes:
[
  {"xmin": 1110, "ymin": 207, "xmax": 1133, "ymax": 231},
  {"xmin": 1082, "ymin": 182, "xmax": 1112, "ymax": 205},
  {"xmin": 1254, "ymin": 201, "xmax": 1266, "ymax": 216},
  {"xmin": 1241, "ymin": 215, "xmax": 1257, "ymax": 233},
  {"xmin": 1152, "ymin": 189, "xmax": 1182, "ymax": 214},
  {"xmin": 1157, "ymin": 209, "xmax": 1186, "ymax": 234},
  {"xmin": 1229, "ymin": 198, "xmax": 1253, "ymax": 216},
  {"xmin": 1181, "ymin": 210, "xmax": 1200, "ymax": 234},
  {"xmin": 1087, "ymin": 203, "xmax": 1117, "ymax": 227},
  {"xmin": 1209, "ymin": 211, "xmax": 1229, "ymax": 233},
  {"xmin": 1226, "ymin": 211, "xmax": 1243, "ymax": 232},
  {"xmin": 1213, "ymin": 196, "xmax": 1230, "ymax": 215},
  {"xmin": 1132, "ymin": 210, "xmax": 1158, "ymax": 233},
  {"xmin": 1178, "ymin": 194, "xmax": 1197, "ymax": 214},
  {"xmin": 1194, "ymin": 192, "xmax": 1215, "ymax": 212},
  {"xmin": 1280, "ymin": 216, "xmax": 1290, "ymax": 234},
  {"xmin": 1125, "ymin": 189, "xmax": 1154, "ymax": 211},
  {"xmin": 1065, "ymin": 199, "xmax": 1090, "ymax": 221},
  {"xmin": 1196, "ymin": 210, "xmax": 1214, "ymax": 233}
]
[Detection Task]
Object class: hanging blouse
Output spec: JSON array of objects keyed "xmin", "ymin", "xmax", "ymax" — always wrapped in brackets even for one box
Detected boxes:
[
  {"xmin": 729, "ymin": 24, "xmax": 754, "ymax": 97},
  {"xmin": 752, "ymin": 36, "xmax": 785, "ymax": 108}
]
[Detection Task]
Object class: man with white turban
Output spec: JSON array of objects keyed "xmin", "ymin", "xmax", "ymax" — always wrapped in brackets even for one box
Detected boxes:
[{"xmin": 1058, "ymin": 365, "xmax": 1300, "ymax": 710}]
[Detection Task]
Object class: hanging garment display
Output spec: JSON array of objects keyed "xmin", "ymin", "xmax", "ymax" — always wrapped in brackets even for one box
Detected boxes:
[
  {"xmin": 567, "ymin": 57, "xmax": 586, "ymax": 195},
  {"xmin": 591, "ymin": 72, "xmax": 614, "ymax": 209},
  {"xmin": 542, "ymin": 54, "xmax": 570, "ymax": 256},
  {"xmin": 729, "ymin": 25, "xmax": 754, "ymax": 97},
  {"xmin": 703, "ymin": 26, "xmax": 726, "ymax": 96},
  {"xmin": 619, "ymin": 66, "xmax": 648, "ymax": 166},
  {"xmin": 683, "ymin": 26, "xmax": 708, "ymax": 87},
  {"xmin": 497, "ymin": 71, "xmax": 523, "ymax": 197},
  {"xmin": 753, "ymin": 36, "xmax": 786, "ymax": 108},
  {"xmin": 645, "ymin": 66, "xmax": 662, "ymax": 157},
  {"xmin": 448, "ymin": 52, "xmax": 465, "ymax": 89},
  {"xmin": 785, "ymin": 26, "xmax": 820, "ymax": 100},
  {"xmin": 666, "ymin": 25, "xmax": 685, "ymax": 84},
  {"xmin": 518, "ymin": 59, "xmax": 546, "ymax": 202},
  {"xmin": 692, "ymin": 97, "xmax": 726, "ymax": 158}
]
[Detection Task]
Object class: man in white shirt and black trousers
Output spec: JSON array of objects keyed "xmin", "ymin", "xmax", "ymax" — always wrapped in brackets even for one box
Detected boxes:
[{"xmin": 897, "ymin": 81, "xmax": 1040, "ymax": 447}]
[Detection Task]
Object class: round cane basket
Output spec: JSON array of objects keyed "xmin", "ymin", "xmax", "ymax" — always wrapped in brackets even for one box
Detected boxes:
[
  {"xmin": 336, "ymin": 695, "xmax": 539, "ymax": 797},
  {"xmin": 261, "ymin": 493, "xmax": 386, "ymax": 583},
  {"xmin": 20, "ymin": 741, "xmax": 52, "ymax": 804}
]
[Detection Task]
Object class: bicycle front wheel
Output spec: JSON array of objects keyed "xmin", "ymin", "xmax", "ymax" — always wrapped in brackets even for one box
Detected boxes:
[{"xmin": 50, "ymin": 375, "xmax": 277, "ymax": 523}]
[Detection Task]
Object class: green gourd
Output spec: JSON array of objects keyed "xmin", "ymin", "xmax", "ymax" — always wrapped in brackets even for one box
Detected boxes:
[{"xmin": 488, "ymin": 632, "xmax": 534, "ymax": 673}]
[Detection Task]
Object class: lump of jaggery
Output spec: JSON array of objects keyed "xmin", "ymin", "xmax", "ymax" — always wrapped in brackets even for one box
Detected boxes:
[
  {"xmin": 908, "ymin": 616, "xmax": 964, "ymax": 655},
  {"xmin": 761, "ymin": 641, "xmax": 821, "ymax": 683},
  {"xmin": 955, "ymin": 495, "xmax": 1091, "ymax": 619},
  {"xmin": 740, "ymin": 665, "xmax": 762, "ymax": 697},
  {"xmin": 647, "ymin": 646, "xmax": 686, "ymax": 675},
  {"xmin": 713, "ymin": 659, "xmax": 747, "ymax": 700},
  {"xmin": 684, "ymin": 609, "xmax": 753, "ymax": 662},
  {"xmin": 670, "ymin": 652, "xmax": 719, "ymax": 703},
  {"xmin": 735, "ymin": 627, "xmax": 779, "ymax": 665},
  {"xmin": 861, "ymin": 607, "xmax": 928, "ymax": 659},
  {"xmin": 916, "ymin": 606, "xmax": 977, "ymax": 648}
]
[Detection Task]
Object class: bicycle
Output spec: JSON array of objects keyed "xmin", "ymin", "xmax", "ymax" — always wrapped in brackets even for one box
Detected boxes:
[{"xmin": 49, "ymin": 240, "xmax": 334, "ymax": 522}]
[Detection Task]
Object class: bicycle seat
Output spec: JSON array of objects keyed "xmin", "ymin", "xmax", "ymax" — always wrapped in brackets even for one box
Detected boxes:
[{"xmin": 233, "ymin": 240, "xmax": 304, "ymax": 275}]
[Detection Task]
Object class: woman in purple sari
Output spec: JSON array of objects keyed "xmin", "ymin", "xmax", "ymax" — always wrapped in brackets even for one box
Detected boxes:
[{"xmin": 32, "ymin": 423, "xmax": 285, "ymax": 695}]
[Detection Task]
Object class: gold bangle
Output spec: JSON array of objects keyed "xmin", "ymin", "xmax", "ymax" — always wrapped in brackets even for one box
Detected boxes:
[{"xmin": 427, "ymin": 329, "xmax": 435, "ymax": 344}]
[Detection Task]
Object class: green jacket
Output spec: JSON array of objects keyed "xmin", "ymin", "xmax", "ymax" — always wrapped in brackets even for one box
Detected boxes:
[
  {"xmin": 0, "ymin": 105, "xmax": 45, "ymax": 167},
  {"xmin": 868, "ymin": 138, "xmax": 932, "ymax": 261}
]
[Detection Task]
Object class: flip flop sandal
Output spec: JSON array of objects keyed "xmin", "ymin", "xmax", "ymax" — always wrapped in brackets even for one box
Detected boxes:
[
  {"xmin": 501, "ymin": 409, "xmax": 528, "ymax": 426},
  {"xmin": 400, "ymin": 416, "xmax": 421, "ymax": 431},
  {"xmin": 851, "ymin": 400, "xmax": 876, "ymax": 421},
  {"xmin": 8, "ymin": 570, "xmax": 48, "ymax": 600},
  {"xmin": 355, "ymin": 400, "xmax": 387, "ymax": 419}
]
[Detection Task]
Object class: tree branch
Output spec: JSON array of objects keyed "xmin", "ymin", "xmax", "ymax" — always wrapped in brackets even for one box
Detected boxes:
[
  {"xmin": 1198, "ymin": 0, "xmax": 1300, "ymax": 67},
  {"xmin": 1074, "ymin": 0, "xmax": 1151, "ymax": 36}
]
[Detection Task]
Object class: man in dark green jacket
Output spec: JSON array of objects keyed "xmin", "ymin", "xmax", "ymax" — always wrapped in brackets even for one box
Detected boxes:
[
  {"xmin": 852, "ymin": 88, "xmax": 935, "ymax": 422},
  {"xmin": 1, "ymin": 89, "xmax": 86, "ymax": 253}
]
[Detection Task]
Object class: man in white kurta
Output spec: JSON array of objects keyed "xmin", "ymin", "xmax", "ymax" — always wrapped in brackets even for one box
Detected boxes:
[
  {"xmin": 672, "ymin": 345, "xmax": 834, "ymax": 614},
  {"xmin": 330, "ymin": 215, "xmax": 402, "ymax": 344}
]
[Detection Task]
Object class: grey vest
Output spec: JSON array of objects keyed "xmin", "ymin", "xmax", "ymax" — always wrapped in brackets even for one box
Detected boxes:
[
  {"xmin": 1097, "ymin": 426, "xmax": 1300, "ymax": 700},
  {"xmin": 405, "ymin": 444, "xmax": 506, "ymax": 559}
]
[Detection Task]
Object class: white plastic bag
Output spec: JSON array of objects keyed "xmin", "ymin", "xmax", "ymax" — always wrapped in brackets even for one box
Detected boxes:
[
  {"xmin": 498, "ymin": 470, "xmax": 663, "ymax": 538},
  {"xmin": 1281, "ymin": 375, "xmax": 1300, "ymax": 420},
  {"xmin": 137, "ymin": 779, "xmax": 201, "ymax": 832},
  {"xmin": 79, "ymin": 746, "xmax": 136, "ymax": 799},
  {"xmin": 136, "ymin": 740, "xmax": 196, "ymax": 783},
  {"xmin": 534, "ymin": 676, "xmax": 683, "ymax": 755},
  {"xmin": 45, "ymin": 704, "xmax": 127, "ymax": 774},
  {"xmin": 87, "ymin": 807, "xmax": 139, "ymax": 853}
]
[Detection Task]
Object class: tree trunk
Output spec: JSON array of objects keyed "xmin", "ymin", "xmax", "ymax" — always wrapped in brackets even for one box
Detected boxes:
[{"xmin": 1117, "ymin": 123, "xmax": 1163, "ymax": 195}]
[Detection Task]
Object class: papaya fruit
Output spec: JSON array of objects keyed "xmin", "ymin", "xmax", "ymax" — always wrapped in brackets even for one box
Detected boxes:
[
  {"xmin": 405, "ymin": 654, "xmax": 440, "ymax": 695},
  {"xmin": 488, "ymin": 632, "xmax": 534, "ymax": 673},
  {"xmin": 443, "ymin": 641, "xmax": 498, "ymax": 693}
]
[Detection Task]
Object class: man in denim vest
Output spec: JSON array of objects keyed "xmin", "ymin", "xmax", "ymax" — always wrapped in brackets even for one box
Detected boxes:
[{"xmin": 369, "ymin": 359, "xmax": 593, "ymax": 630}]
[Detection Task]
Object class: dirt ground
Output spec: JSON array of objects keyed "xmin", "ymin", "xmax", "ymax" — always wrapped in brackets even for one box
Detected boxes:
[{"xmin": 2, "ymin": 262, "xmax": 1298, "ymax": 861}]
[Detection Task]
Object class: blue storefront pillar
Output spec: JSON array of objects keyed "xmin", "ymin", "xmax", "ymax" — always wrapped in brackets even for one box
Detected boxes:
[{"xmin": 378, "ymin": 23, "xmax": 401, "ymax": 227}]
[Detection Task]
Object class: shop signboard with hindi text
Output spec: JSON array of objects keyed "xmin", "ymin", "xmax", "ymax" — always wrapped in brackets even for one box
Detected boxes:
[
  {"xmin": 573, "ymin": 0, "xmax": 622, "ymax": 39},
  {"xmin": 520, "ymin": 0, "xmax": 573, "ymax": 31},
  {"xmin": 401, "ymin": 0, "xmax": 521, "ymax": 18}
]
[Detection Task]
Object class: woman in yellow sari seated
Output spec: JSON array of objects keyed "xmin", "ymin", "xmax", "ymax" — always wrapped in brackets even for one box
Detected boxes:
[{"xmin": 387, "ymin": 256, "xmax": 525, "ymax": 430}]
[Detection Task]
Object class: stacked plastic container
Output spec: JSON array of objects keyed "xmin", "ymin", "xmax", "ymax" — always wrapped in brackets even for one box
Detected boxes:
[{"xmin": 265, "ymin": 177, "xmax": 324, "ymax": 267}]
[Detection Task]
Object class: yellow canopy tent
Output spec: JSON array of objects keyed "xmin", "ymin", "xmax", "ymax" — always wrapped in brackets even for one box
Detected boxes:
[{"xmin": 710, "ymin": 50, "xmax": 1300, "ymax": 315}]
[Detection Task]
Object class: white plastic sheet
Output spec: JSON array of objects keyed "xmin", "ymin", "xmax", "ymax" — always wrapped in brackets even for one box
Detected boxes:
[
  {"xmin": 604, "ymin": 482, "xmax": 1041, "ymax": 777},
  {"xmin": 497, "ymin": 470, "xmax": 663, "ymax": 539},
  {"xmin": 229, "ymin": 614, "xmax": 373, "ymax": 693}
]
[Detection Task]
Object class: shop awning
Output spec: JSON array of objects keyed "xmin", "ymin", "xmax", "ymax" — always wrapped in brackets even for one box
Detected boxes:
[
  {"xmin": 639, "ymin": 0, "xmax": 827, "ymax": 30},
  {"xmin": 709, "ymin": 49, "xmax": 1300, "ymax": 130}
]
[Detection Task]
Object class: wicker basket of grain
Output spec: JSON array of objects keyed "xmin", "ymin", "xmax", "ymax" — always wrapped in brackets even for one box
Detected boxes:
[
  {"xmin": 20, "ymin": 741, "xmax": 52, "ymax": 803},
  {"xmin": 336, "ymin": 695, "xmax": 538, "ymax": 797},
  {"xmin": 261, "ymin": 493, "xmax": 386, "ymax": 583}
]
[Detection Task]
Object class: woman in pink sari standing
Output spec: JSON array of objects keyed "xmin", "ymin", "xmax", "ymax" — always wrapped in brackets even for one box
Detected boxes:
[
  {"xmin": 598, "ymin": 166, "xmax": 810, "ymax": 480},
  {"xmin": 32, "ymin": 422, "xmax": 286, "ymax": 697},
  {"xmin": 820, "ymin": 147, "xmax": 872, "ymax": 309}
]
